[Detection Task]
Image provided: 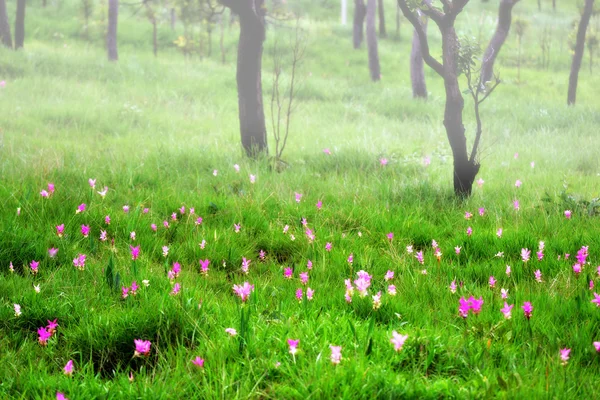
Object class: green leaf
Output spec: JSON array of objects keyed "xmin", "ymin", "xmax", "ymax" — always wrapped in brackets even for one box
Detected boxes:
[{"xmin": 105, "ymin": 256, "xmax": 114, "ymax": 289}]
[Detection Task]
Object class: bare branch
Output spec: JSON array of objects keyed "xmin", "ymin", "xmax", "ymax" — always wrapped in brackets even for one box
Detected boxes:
[{"xmin": 397, "ymin": 0, "xmax": 444, "ymax": 76}]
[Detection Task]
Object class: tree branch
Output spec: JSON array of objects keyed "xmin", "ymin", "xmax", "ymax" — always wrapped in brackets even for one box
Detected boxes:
[
  {"xmin": 420, "ymin": 1, "xmax": 444, "ymax": 26},
  {"xmin": 397, "ymin": 0, "xmax": 445, "ymax": 76}
]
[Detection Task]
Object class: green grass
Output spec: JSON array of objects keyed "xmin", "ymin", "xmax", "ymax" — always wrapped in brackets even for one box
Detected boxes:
[{"xmin": 1, "ymin": 0, "xmax": 600, "ymax": 398}]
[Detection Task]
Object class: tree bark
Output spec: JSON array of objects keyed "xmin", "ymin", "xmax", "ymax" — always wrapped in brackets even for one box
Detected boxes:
[
  {"xmin": 481, "ymin": 0, "xmax": 519, "ymax": 85},
  {"xmin": 377, "ymin": 0, "xmax": 386, "ymax": 37},
  {"xmin": 107, "ymin": 0, "xmax": 118, "ymax": 61},
  {"xmin": 0, "ymin": 0, "xmax": 12, "ymax": 48},
  {"xmin": 553, "ymin": 0, "xmax": 556, "ymax": 10},
  {"xmin": 366, "ymin": 0, "xmax": 380, "ymax": 81},
  {"xmin": 353, "ymin": 0, "xmax": 366, "ymax": 48},
  {"xmin": 341, "ymin": 0, "xmax": 347, "ymax": 25},
  {"xmin": 223, "ymin": 0, "xmax": 268, "ymax": 157},
  {"xmin": 567, "ymin": 0, "xmax": 594, "ymax": 105},
  {"xmin": 411, "ymin": 20, "xmax": 427, "ymax": 98},
  {"xmin": 14, "ymin": 0, "xmax": 25, "ymax": 49}
]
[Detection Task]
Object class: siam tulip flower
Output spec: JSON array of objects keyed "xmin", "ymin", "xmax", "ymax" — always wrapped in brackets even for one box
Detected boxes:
[
  {"xmin": 489, "ymin": 276, "xmax": 496, "ymax": 288},
  {"xmin": 38, "ymin": 327, "xmax": 52, "ymax": 346},
  {"xmin": 464, "ymin": 211, "xmax": 472, "ymax": 220},
  {"xmin": 48, "ymin": 248, "xmax": 58, "ymax": 258},
  {"xmin": 449, "ymin": 280, "xmax": 457, "ymax": 294},
  {"xmin": 306, "ymin": 287, "xmax": 314, "ymax": 301},
  {"xmin": 249, "ymin": 174, "xmax": 256, "ymax": 184},
  {"xmin": 143, "ymin": 208, "xmax": 149, "ymax": 214},
  {"xmin": 423, "ymin": 156, "xmax": 431, "ymax": 166},
  {"xmin": 515, "ymin": 180, "xmax": 522, "ymax": 188},
  {"xmin": 225, "ymin": 328, "xmax": 237, "ymax": 336},
  {"xmin": 560, "ymin": 348, "xmax": 571, "ymax": 365},
  {"xmin": 179, "ymin": 206, "xmax": 186, "ymax": 215},
  {"xmin": 478, "ymin": 207, "xmax": 485, "ymax": 217},
  {"xmin": 234, "ymin": 223, "xmax": 241, "ymax": 233},
  {"xmin": 73, "ymin": 254, "xmax": 86, "ymax": 270},
  {"xmin": 455, "ymin": 246, "xmax": 461, "ymax": 255},
  {"xmin": 379, "ymin": 158, "xmax": 388, "ymax": 166},
  {"xmin": 47, "ymin": 183, "xmax": 54, "ymax": 194},
  {"xmin": 537, "ymin": 251, "xmax": 544, "ymax": 261},
  {"xmin": 290, "ymin": 234, "xmax": 296, "ymax": 241},
  {"xmin": 416, "ymin": 251, "xmax": 424, "ymax": 264},
  {"xmin": 88, "ymin": 178, "xmax": 96, "ymax": 189},
  {"xmin": 0, "ymin": 80, "xmax": 5, "ymax": 87},
  {"xmin": 514, "ymin": 152, "xmax": 519, "ymax": 159},
  {"xmin": 130, "ymin": 231, "xmax": 136, "ymax": 241},
  {"xmin": 506, "ymin": 265, "xmax": 512, "ymax": 277},
  {"xmin": 466, "ymin": 227, "xmax": 472, "ymax": 236},
  {"xmin": 386, "ymin": 232, "xmax": 393, "ymax": 241},
  {"xmin": 98, "ymin": 186, "xmax": 108, "ymax": 198},
  {"xmin": 295, "ymin": 192, "xmax": 302, "ymax": 203},
  {"xmin": 330, "ymin": 345, "xmax": 342, "ymax": 364},
  {"xmin": 195, "ymin": 216, "xmax": 202, "ymax": 225},
  {"xmin": 431, "ymin": 240, "xmax": 438, "ymax": 249},
  {"xmin": 47, "ymin": 319, "xmax": 58, "ymax": 334},
  {"xmin": 123, "ymin": 205, "xmax": 130, "ymax": 213},
  {"xmin": 213, "ymin": 169, "xmax": 218, "ymax": 176},
  {"xmin": 81, "ymin": 225, "xmax": 90, "ymax": 237},
  {"xmin": 130, "ymin": 245, "xmax": 140, "ymax": 260},
  {"xmin": 189, "ymin": 208, "xmax": 195, "ymax": 215},
  {"xmin": 323, "ymin": 148, "xmax": 331, "ymax": 155},
  {"xmin": 305, "ymin": 228, "xmax": 315, "ymax": 243},
  {"xmin": 434, "ymin": 249, "xmax": 442, "ymax": 261},
  {"xmin": 390, "ymin": 331, "xmax": 408, "ymax": 352},
  {"xmin": 388, "ymin": 285, "xmax": 396, "ymax": 296},
  {"xmin": 521, "ymin": 248, "xmax": 531, "ymax": 263},
  {"xmin": 57, "ymin": 393, "xmax": 68, "ymax": 400},
  {"xmin": 284, "ymin": 267, "xmax": 293, "ymax": 279},
  {"xmin": 17, "ymin": 207, "xmax": 20, "ymax": 216},
  {"xmin": 307, "ymin": 259, "xmax": 313, "ymax": 269},
  {"xmin": 56, "ymin": 224, "xmax": 65, "ymax": 237},
  {"xmin": 134, "ymin": 339, "xmax": 151, "ymax": 357},
  {"xmin": 564, "ymin": 210, "xmax": 572, "ymax": 219},
  {"xmin": 384, "ymin": 270, "xmax": 394, "ymax": 281},
  {"xmin": 295, "ymin": 288, "xmax": 303, "ymax": 302},
  {"xmin": 287, "ymin": 339, "xmax": 299, "ymax": 355},
  {"xmin": 496, "ymin": 228, "xmax": 503, "ymax": 238},
  {"xmin": 299, "ymin": 272, "xmax": 309, "ymax": 285},
  {"xmin": 192, "ymin": 357, "xmax": 204, "ymax": 368},
  {"xmin": 354, "ymin": 270, "xmax": 372, "ymax": 297},
  {"xmin": 64, "ymin": 360, "xmax": 74, "ymax": 376},
  {"xmin": 142, "ymin": 279, "xmax": 150, "ymax": 287},
  {"xmin": 232, "ymin": 282, "xmax": 254, "ymax": 302},
  {"xmin": 241, "ymin": 257, "xmax": 251, "ymax": 274},
  {"xmin": 122, "ymin": 286, "xmax": 129, "ymax": 299},
  {"xmin": 458, "ymin": 297, "xmax": 471, "ymax": 318},
  {"xmin": 40, "ymin": 190, "xmax": 50, "ymax": 198},
  {"xmin": 199, "ymin": 239, "xmax": 206, "ymax": 249},
  {"xmin": 501, "ymin": 288, "xmax": 509, "ymax": 299},
  {"xmin": 406, "ymin": 245, "xmax": 414, "ymax": 254},
  {"xmin": 576, "ymin": 246, "xmax": 589, "ymax": 266},
  {"xmin": 162, "ymin": 246, "xmax": 169, "ymax": 257},
  {"xmin": 325, "ymin": 242, "xmax": 332, "ymax": 252},
  {"xmin": 234, "ymin": 164, "xmax": 240, "ymax": 172},
  {"xmin": 9, "ymin": 261, "xmax": 14, "ymax": 273},
  {"xmin": 372, "ymin": 291, "xmax": 382, "ymax": 310},
  {"xmin": 513, "ymin": 200, "xmax": 520, "ymax": 211},
  {"xmin": 590, "ymin": 280, "xmax": 594, "ymax": 290},
  {"xmin": 347, "ymin": 254, "xmax": 353, "ymax": 264},
  {"xmin": 171, "ymin": 212, "xmax": 177, "ymax": 221},
  {"xmin": 14, "ymin": 304, "xmax": 21, "ymax": 317},
  {"xmin": 470, "ymin": 296, "xmax": 484, "ymax": 314},
  {"xmin": 522, "ymin": 302, "xmax": 533, "ymax": 319},
  {"xmin": 151, "ymin": 223, "xmax": 157, "ymax": 232},
  {"xmin": 421, "ymin": 269, "xmax": 428, "ymax": 275},
  {"xmin": 259, "ymin": 250, "xmax": 266, "ymax": 260},
  {"xmin": 573, "ymin": 264, "xmax": 582, "ymax": 275},
  {"xmin": 171, "ymin": 283, "xmax": 181, "ymax": 296},
  {"xmin": 100, "ymin": 230, "xmax": 107, "ymax": 241},
  {"xmin": 129, "ymin": 372, "xmax": 134, "ymax": 382},
  {"xmin": 316, "ymin": 200, "xmax": 322, "ymax": 210},
  {"xmin": 30, "ymin": 260, "xmax": 39, "ymax": 275},
  {"xmin": 534, "ymin": 269, "xmax": 542, "ymax": 283},
  {"xmin": 500, "ymin": 302, "xmax": 514, "ymax": 319},
  {"xmin": 76, "ymin": 203, "xmax": 86, "ymax": 214},
  {"xmin": 283, "ymin": 225, "xmax": 289, "ymax": 234},
  {"xmin": 34, "ymin": 284, "xmax": 41, "ymax": 293},
  {"xmin": 199, "ymin": 259, "xmax": 210, "ymax": 275},
  {"xmin": 592, "ymin": 293, "xmax": 600, "ymax": 308},
  {"xmin": 163, "ymin": 220, "xmax": 169, "ymax": 229},
  {"xmin": 104, "ymin": 215, "xmax": 111, "ymax": 225},
  {"xmin": 130, "ymin": 281, "xmax": 138, "ymax": 295},
  {"xmin": 477, "ymin": 178, "xmax": 485, "ymax": 188},
  {"xmin": 594, "ymin": 342, "xmax": 600, "ymax": 352}
]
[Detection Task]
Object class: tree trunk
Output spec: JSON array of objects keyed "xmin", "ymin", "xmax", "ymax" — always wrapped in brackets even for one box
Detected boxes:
[
  {"xmin": 170, "ymin": 8, "xmax": 175, "ymax": 30},
  {"xmin": 341, "ymin": 0, "xmax": 347, "ymax": 25},
  {"xmin": 225, "ymin": 0, "xmax": 268, "ymax": 157},
  {"xmin": 366, "ymin": 0, "xmax": 380, "ymax": 81},
  {"xmin": 537, "ymin": 0, "xmax": 540, "ymax": 11},
  {"xmin": 42, "ymin": 0, "xmax": 46, "ymax": 7},
  {"xmin": 377, "ymin": 0, "xmax": 386, "ymax": 37},
  {"xmin": 481, "ymin": 0, "xmax": 519, "ymax": 85},
  {"xmin": 396, "ymin": 4, "xmax": 400, "ymax": 37},
  {"xmin": 107, "ymin": 0, "xmax": 118, "ymax": 61},
  {"xmin": 441, "ymin": 26, "xmax": 479, "ymax": 196},
  {"xmin": 0, "ymin": 0, "xmax": 12, "ymax": 48},
  {"xmin": 410, "ymin": 20, "xmax": 427, "ymax": 98},
  {"xmin": 567, "ymin": 0, "xmax": 594, "ymax": 105},
  {"xmin": 353, "ymin": 0, "xmax": 366, "ymax": 48},
  {"xmin": 553, "ymin": 0, "xmax": 556, "ymax": 10},
  {"xmin": 14, "ymin": 0, "xmax": 25, "ymax": 49}
]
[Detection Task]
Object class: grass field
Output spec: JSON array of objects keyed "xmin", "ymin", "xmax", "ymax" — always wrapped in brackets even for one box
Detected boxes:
[{"xmin": 1, "ymin": 0, "xmax": 600, "ymax": 398}]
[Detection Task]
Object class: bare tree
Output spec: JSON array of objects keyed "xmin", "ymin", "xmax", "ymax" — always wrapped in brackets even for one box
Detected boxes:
[
  {"xmin": 0, "ymin": 0, "xmax": 12, "ymax": 48},
  {"xmin": 568, "ymin": 0, "xmax": 595, "ymax": 105},
  {"xmin": 410, "ymin": 15, "xmax": 427, "ymax": 97},
  {"xmin": 221, "ymin": 0, "xmax": 268, "ymax": 157},
  {"xmin": 398, "ymin": 0, "xmax": 490, "ymax": 196},
  {"xmin": 14, "ymin": 0, "xmax": 25, "ymax": 49},
  {"xmin": 353, "ymin": 0, "xmax": 366, "ymax": 48},
  {"xmin": 366, "ymin": 0, "xmax": 381, "ymax": 80},
  {"xmin": 481, "ymin": 0, "xmax": 520, "ymax": 85},
  {"xmin": 107, "ymin": 0, "xmax": 119, "ymax": 61},
  {"xmin": 378, "ymin": 0, "xmax": 387, "ymax": 37}
]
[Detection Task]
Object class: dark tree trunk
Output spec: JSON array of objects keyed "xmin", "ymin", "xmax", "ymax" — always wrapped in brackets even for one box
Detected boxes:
[
  {"xmin": 107, "ymin": 0, "xmax": 118, "ymax": 61},
  {"xmin": 14, "ymin": 0, "xmax": 26, "ymax": 49},
  {"xmin": 0, "ymin": 0, "xmax": 12, "ymax": 48},
  {"xmin": 42, "ymin": 0, "xmax": 46, "ymax": 7},
  {"xmin": 568, "ymin": 0, "xmax": 594, "ymax": 105},
  {"xmin": 353, "ymin": 0, "xmax": 366, "ymax": 48},
  {"xmin": 481, "ymin": 0, "xmax": 519, "ymax": 85},
  {"xmin": 411, "ymin": 21, "xmax": 427, "ymax": 98},
  {"xmin": 366, "ymin": 0, "xmax": 381, "ymax": 81},
  {"xmin": 377, "ymin": 0, "xmax": 386, "ymax": 37},
  {"xmin": 223, "ymin": 0, "xmax": 268, "ymax": 157},
  {"xmin": 553, "ymin": 0, "xmax": 556, "ymax": 10},
  {"xmin": 170, "ymin": 8, "xmax": 175, "ymax": 30}
]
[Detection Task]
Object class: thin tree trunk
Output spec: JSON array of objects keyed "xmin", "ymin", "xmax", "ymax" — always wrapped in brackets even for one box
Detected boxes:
[
  {"xmin": 42, "ymin": 0, "xmax": 46, "ymax": 7},
  {"xmin": 170, "ymin": 8, "xmax": 175, "ymax": 30},
  {"xmin": 481, "ymin": 0, "xmax": 519, "ymax": 85},
  {"xmin": 366, "ymin": 0, "xmax": 380, "ymax": 81},
  {"xmin": 567, "ymin": 0, "xmax": 594, "ymax": 105},
  {"xmin": 14, "ymin": 0, "xmax": 25, "ymax": 49},
  {"xmin": 341, "ymin": 0, "xmax": 347, "ymax": 25},
  {"xmin": 107, "ymin": 0, "xmax": 118, "ymax": 61},
  {"xmin": 353, "ymin": 0, "xmax": 366, "ymax": 48},
  {"xmin": 396, "ymin": 4, "xmax": 400, "ymax": 37},
  {"xmin": 411, "ymin": 20, "xmax": 427, "ymax": 98},
  {"xmin": 553, "ymin": 0, "xmax": 556, "ymax": 10},
  {"xmin": 0, "ymin": 0, "xmax": 12, "ymax": 48},
  {"xmin": 377, "ymin": 0, "xmax": 386, "ymax": 37},
  {"xmin": 537, "ymin": 0, "xmax": 540, "ymax": 11}
]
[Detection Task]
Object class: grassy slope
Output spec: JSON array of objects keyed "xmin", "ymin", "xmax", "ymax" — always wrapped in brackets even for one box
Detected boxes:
[{"xmin": 1, "ymin": 0, "xmax": 600, "ymax": 398}]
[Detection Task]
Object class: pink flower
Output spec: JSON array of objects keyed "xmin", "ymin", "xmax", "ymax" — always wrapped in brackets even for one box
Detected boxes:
[
  {"xmin": 81, "ymin": 225, "xmax": 90, "ymax": 237},
  {"xmin": 40, "ymin": 190, "xmax": 49, "ymax": 198},
  {"xmin": 476, "ymin": 178, "xmax": 485, "ymax": 188},
  {"xmin": 470, "ymin": 296, "xmax": 484, "ymax": 314},
  {"xmin": 100, "ymin": 230, "xmax": 107, "ymax": 241},
  {"xmin": 232, "ymin": 282, "xmax": 254, "ymax": 302},
  {"xmin": 576, "ymin": 246, "xmax": 589, "ymax": 265},
  {"xmin": 105, "ymin": 215, "xmax": 111, "ymax": 225},
  {"xmin": 515, "ymin": 180, "xmax": 522, "ymax": 188},
  {"xmin": 48, "ymin": 248, "xmax": 58, "ymax": 258},
  {"xmin": 500, "ymin": 302, "xmax": 514, "ymax": 319},
  {"xmin": 593, "ymin": 342, "xmax": 600, "ymax": 352},
  {"xmin": 234, "ymin": 223, "xmax": 241, "ymax": 233},
  {"xmin": 347, "ymin": 254, "xmax": 353, "ymax": 264},
  {"xmin": 379, "ymin": 158, "xmax": 388, "ymax": 166},
  {"xmin": 386, "ymin": 232, "xmax": 394, "ymax": 241},
  {"xmin": 192, "ymin": 356, "xmax": 204, "ymax": 368},
  {"xmin": 372, "ymin": 291, "xmax": 382, "ymax": 310},
  {"xmin": 98, "ymin": 187, "xmax": 108, "ymax": 198},
  {"xmin": 171, "ymin": 212, "xmax": 177, "ymax": 221},
  {"xmin": 522, "ymin": 301, "xmax": 533, "ymax": 319},
  {"xmin": 284, "ymin": 267, "xmax": 293, "ymax": 279},
  {"xmin": 501, "ymin": 288, "xmax": 509, "ymax": 299},
  {"xmin": 466, "ymin": 227, "xmax": 473, "ymax": 236},
  {"xmin": 38, "ymin": 327, "xmax": 52, "ymax": 345},
  {"xmin": 179, "ymin": 206, "xmax": 186, "ymax": 215},
  {"xmin": 76, "ymin": 203, "xmax": 86, "ymax": 214},
  {"xmin": 234, "ymin": 164, "xmax": 240, "ymax": 172},
  {"xmin": 151, "ymin": 223, "xmax": 157, "ymax": 232},
  {"xmin": 513, "ymin": 200, "xmax": 520, "ymax": 211},
  {"xmin": 199, "ymin": 259, "xmax": 210, "ymax": 275},
  {"xmin": 384, "ymin": 270, "xmax": 394, "ymax": 281},
  {"xmin": 130, "ymin": 231, "xmax": 136, "ymax": 241},
  {"xmin": 316, "ymin": 200, "xmax": 322, "ymax": 210},
  {"xmin": 259, "ymin": 250, "xmax": 266, "ymax": 260},
  {"xmin": 506, "ymin": 265, "xmax": 511, "ymax": 277},
  {"xmin": 30, "ymin": 260, "xmax": 39, "ymax": 274},
  {"xmin": 307, "ymin": 259, "xmax": 313, "ymax": 269},
  {"xmin": 195, "ymin": 217, "xmax": 203, "ymax": 225},
  {"xmin": 560, "ymin": 348, "xmax": 571, "ymax": 365},
  {"xmin": 590, "ymin": 280, "xmax": 594, "ymax": 290},
  {"xmin": 354, "ymin": 270, "xmax": 372, "ymax": 297},
  {"xmin": 56, "ymin": 224, "xmax": 65, "ymax": 237},
  {"xmin": 306, "ymin": 287, "xmax": 314, "ymax": 301},
  {"xmin": 458, "ymin": 297, "xmax": 471, "ymax": 318},
  {"xmin": 564, "ymin": 210, "xmax": 572, "ymax": 219},
  {"xmin": 130, "ymin": 281, "xmax": 138, "ymax": 295},
  {"xmin": 13, "ymin": 304, "xmax": 21, "ymax": 317},
  {"xmin": 287, "ymin": 339, "xmax": 299, "ymax": 355},
  {"xmin": 241, "ymin": 257, "xmax": 251, "ymax": 274},
  {"xmin": 199, "ymin": 239, "xmax": 206, "ymax": 249},
  {"xmin": 537, "ymin": 251, "xmax": 544, "ymax": 261},
  {"xmin": 488, "ymin": 276, "xmax": 496, "ymax": 288},
  {"xmin": 130, "ymin": 245, "xmax": 140, "ymax": 260},
  {"xmin": 225, "ymin": 328, "xmax": 237, "ymax": 336},
  {"xmin": 295, "ymin": 288, "xmax": 303, "ymax": 302},
  {"xmin": 295, "ymin": 192, "xmax": 302, "ymax": 203},
  {"xmin": 329, "ymin": 345, "xmax": 342, "ymax": 364},
  {"xmin": 592, "ymin": 293, "xmax": 600, "ymax": 307},
  {"xmin": 56, "ymin": 392, "xmax": 68, "ymax": 400},
  {"xmin": 534, "ymin": 269, "xmax": 542, "ymax": 283},
  {"xmin": 423, "ymin": 156, "xmax": 431, "ymax": 166},
  {"xmin": 122, "ymin": 286, "xmax": 129, "ymax": 299},
  {"xmin": 325, "ymin": 242, "xmax": 332, "ymax": 252},
  {"xmin": 497, "ymin": 228, "xmax": 503, "ymax": 238},
  {"xmin": 464, "ymin": 211, "xmax": 472, "ymax": 220},
  {"xmin": 449, "ymin": 280, "xmax": 457, "ymax": 294},
  {"xmin": 478, "ymin": 207, "xmax": 485, "ymax": 217},
  {"xmin": 123, "ymin": 205, "xmax": 130, "ymax": 213},
  {"xmin": 514, "ymin": 152, "xmax": 519, "ymax": 159},
  {"xmin": 213, "ymin": 169, "xmax": 218, "ymax": 176},
  {"xmin": 63, "ymin": 360, "xmax": 74, "ymax": 376},
  {"xmin": 323, "ymin": 148, "xmax": 331, "ymax": 155},
  {"xmin": 388, "ymin": 284, "xmax": 396, "ymax": 296},
  {"xmin": 47, "ymin": 319, "xmax": 58, "ymax": 334},
  {"xmin": 134, "ymin": 339, "xmax": 151, "ymax": 357},
  {"xmin": 163, "ymin": 220, "xmax": 169, "ymax": 229},
  {"xmin": 416, "ymin": 251, "xmax": 424, "ymax": 265},
  {"xmin": 171, "ymin": 283, "xmax": 181, "ymax": 296},
  {"xmin": 88, "ymin": 178, "xmax": 96, "ymax": 189},
  {"xmin": 521, "ymin": 248, "xmax": 531, "ymax": 263},
  {"xmin": 573, "ymin": 263, "xmax": 582, "ymax": 275},
  {"xmin": 390, "ymin": 331, "xmax": 408, "ymax": 352},
  {"xmin": 47, "ymin": 182, "xmax": 55, "ymax": 194},
  {"xmin": 0, "ymin": 80, "xmax": 5, "ymax": 87},
  {"xmin": 73, "ymin": 254, "xmax": 86, "ymax": 270},
  {"xmin": 454, "ymin": 246, "xmax": 461, "ymax": 255}
]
